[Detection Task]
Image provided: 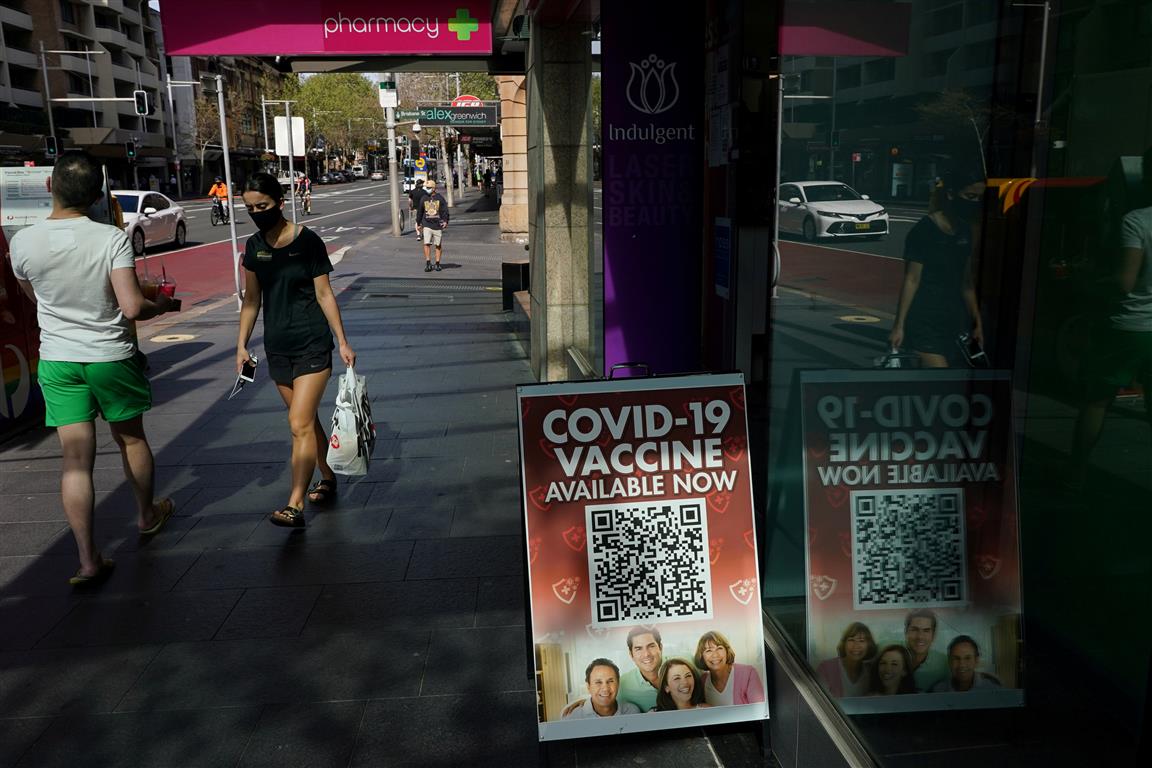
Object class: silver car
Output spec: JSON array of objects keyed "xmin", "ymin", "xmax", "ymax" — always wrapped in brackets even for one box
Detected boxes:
[
  {"xmin": 111, "ymin": 190, "xmax": 188, "ymax": 257},
  {"xmin": 778, "ymin": 181, "xmax": 889, "ymax": 241}
]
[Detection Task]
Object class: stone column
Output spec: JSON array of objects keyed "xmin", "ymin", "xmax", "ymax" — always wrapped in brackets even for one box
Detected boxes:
[
  {"xmin": 495, "ymin": 76, "xmax": 528, "ymax": 242},
  {"xmin": 525, "ymin": 22, "xmax": 594, "ymax": 381}
]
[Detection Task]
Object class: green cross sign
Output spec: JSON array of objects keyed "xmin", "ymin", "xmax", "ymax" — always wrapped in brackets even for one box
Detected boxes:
[{"xmin": 448, "ymin": 8, "xmax": 479, "ymax": 41}]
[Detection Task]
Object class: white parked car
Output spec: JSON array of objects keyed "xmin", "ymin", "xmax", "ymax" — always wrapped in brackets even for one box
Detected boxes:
[
  {"xmin": 778, "ymin": 181, "xmax": 888, "ymax": 241},
  {"xmin": 111, "ymin": 190, "xmax": 188, "ymax": 257},
  {"xmin": 370, "ymin": 170, "xmax": 385, "ymax": 181}
]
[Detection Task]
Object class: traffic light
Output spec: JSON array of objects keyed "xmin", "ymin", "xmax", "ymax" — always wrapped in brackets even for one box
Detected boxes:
[
  {"xmin": 132, "ymin": 90, "xmax": 150, "ymax": 116},
  {"xmin": 44, "ymin": 135, "xmax": 58, "ymax": 158},
  {"xmin": 125, "ymin": 141, "xmax": 136, "ymax": 159}
]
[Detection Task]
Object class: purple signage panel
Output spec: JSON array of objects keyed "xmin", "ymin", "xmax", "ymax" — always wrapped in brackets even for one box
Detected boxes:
[
  {"xmin": 602, "ymin": 6, "xmax": 704, "ymax": 375},
  {"xmin": 161, "ymin": 0, "xmax": 491, "ymax": 56}
]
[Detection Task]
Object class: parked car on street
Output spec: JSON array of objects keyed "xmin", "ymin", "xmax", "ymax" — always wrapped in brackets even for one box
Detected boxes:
[
  {"xmin": 778, "ymin": 181, "xmax": 889, "ymax": 241},
  {"xmin": 110, "ymin": 190, "xmax": 188, "ymax": 257}
]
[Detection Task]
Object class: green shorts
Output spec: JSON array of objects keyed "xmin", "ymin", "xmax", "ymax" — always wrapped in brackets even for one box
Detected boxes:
[
  {"xmin": 37, "ymin": 357, "xmax": 152, "ymax": 427},
  {"xmin": 1083, "ymin": 327, "xmax": 1152, "ymax": 399}
]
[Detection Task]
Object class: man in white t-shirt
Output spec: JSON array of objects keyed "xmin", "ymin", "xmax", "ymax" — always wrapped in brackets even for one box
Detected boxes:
[
  {"xmin": 9, "ymin": 153, "xmax": 177, "ymax": 586},
  {"xmin": 1070, "ymin": 146, "xmax": 1152, "ymax": 489},
  {"xmin": 561, "ymin": 658, "xmax": 641, "ymax": 719}
]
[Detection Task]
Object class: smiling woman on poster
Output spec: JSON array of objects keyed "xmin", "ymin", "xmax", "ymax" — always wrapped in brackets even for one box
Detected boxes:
[
  {"xmin": 694, "ymin": 630, "xmax": 766, "ymax": 706},
  {"xmin": 816, "ymin": 622, "xmax": 877, "ymax": 698},
  {"xmin": 654, "ymin": 658, "xmax": 711, "ymax": 711},
  {"xmin": 865, "ymin": 644, "xmax": 917, "ymax": 696}
]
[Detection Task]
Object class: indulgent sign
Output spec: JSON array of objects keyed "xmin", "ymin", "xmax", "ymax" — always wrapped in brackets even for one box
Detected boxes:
[{"xmin": 161, "ymin": 0, "xmax": 491, "ymax": 56}]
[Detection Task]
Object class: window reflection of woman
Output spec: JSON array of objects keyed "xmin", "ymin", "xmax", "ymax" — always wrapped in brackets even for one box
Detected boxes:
[
  {"xmin": 654, "ymin": 658, "xmax": 711, "ymax": 711},
  {"xmin": 865, "ymin": 644, "xmax": 916, "ymax": 696},
  {"xmin": 889, "ymin": 169, "xmax": 987, "ymax": 368},
  {"xmin": 816, "ymin": 622, "xmax": 877, "ymax": 698},
  {"xmin": 694, "ymin": 630, "xmax": 766, "ymax": 706}
]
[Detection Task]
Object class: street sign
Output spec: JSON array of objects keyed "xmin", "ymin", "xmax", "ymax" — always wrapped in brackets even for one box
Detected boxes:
[
  {"xmin": 852, "ymin": 152, "xmax": 862, "ymax": 162},
  {"xmin": 378, "ymin": 81, "xmax": 397, "ymax": 109},
  {"xmin": 414, "ymin": 157, "xmax": 426, "ymax": 170},
  {"xmin": 396, "ymin": 109, "xmax": 421, "ymax": 121},
  {"xmin": 451, "ymin": 94, "xmax": 483, "ymax": 107},
  {"xmin": 417, "ymin": 104, "xmax": 499, "ymax": 127},
  {"xmin": 274, "ymin": 116, "xmax": 306, "ymax": 157}
]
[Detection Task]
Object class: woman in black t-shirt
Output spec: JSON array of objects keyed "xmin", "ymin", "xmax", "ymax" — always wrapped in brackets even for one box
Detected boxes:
[
  {"xmin": 889, "ymin": 171, "xmax": 986, "ymax": 367},
  {"xmin": 236, "ymin": 173, "xmax": 356, "ymax": 527}
]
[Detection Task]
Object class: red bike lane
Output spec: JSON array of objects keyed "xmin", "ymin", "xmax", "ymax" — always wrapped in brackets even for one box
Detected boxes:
[
  {"xmin": 134, "ymin": 239, "xmax": 242, "ymax": 309},
  {"xmin": 778, "ymin": 240, "xmax": 903, "ymax": 314}
]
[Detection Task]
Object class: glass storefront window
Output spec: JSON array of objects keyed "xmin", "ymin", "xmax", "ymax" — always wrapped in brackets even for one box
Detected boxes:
[{"xmin": 764, "ymin": 0, "xmax": 1150, "ymax": 763}]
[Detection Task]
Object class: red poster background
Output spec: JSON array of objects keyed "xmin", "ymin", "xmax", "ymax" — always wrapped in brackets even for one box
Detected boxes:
[
  {"xmin": 801, "ymin": 371, "xmax": 1023, "ymax": 713},
  {"xmin": 518, "ymin": 375, "xmax": 768, "ymax": 738}
]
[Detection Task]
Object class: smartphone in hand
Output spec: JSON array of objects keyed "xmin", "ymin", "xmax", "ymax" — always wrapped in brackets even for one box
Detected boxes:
[{"xmin": 240, "ymin": 356, "xmax": 258, "ymax": 382}]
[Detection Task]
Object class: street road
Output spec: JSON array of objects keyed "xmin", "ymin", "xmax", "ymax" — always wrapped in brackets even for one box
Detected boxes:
[{"xmin": 134, "ymin": 180, "xmax": 398, "ymax": 307}]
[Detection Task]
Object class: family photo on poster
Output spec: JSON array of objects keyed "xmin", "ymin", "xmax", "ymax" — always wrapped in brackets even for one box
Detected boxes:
[
  {"xmin": 517, "ymin": 374, "xmax": 769, "ymax": 740},
  {"xmin": 800, "ymin": 370, "xmax": 1024, "ymax": 714}
]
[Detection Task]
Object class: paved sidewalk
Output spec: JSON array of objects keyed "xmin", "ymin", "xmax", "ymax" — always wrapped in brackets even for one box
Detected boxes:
[{"xmin": 0, "ymin": 187, "xmax": 769, "ymax": 767}]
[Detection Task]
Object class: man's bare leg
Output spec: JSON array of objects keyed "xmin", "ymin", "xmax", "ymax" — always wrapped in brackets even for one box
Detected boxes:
[
  {"xmin": 108, "ymin": 415, "xmax": 166, "ymax": 530},
  {"xmin": 57, "ymin": 421, "xmax": 99, "ymax": 576}
]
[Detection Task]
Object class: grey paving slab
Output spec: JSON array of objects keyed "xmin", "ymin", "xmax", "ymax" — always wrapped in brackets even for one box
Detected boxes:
[
  {"xmin": 350, "ymin": 692, "xmax": 539, "ymax": 768},
  {"xmin": 451, "ymin": 504, "xmax": 524, "ymax": 537},
  {"xmin": 237, "ymin": 700, "xmax": 366, "ymax": 768},
  {"xmin": 475, "ymin": 577, "xmax": 527, "ymax": 628},
  {"xmin": 174, "ymin": 541, "xmax": 413, "ymax": 590},
  {"xmin": 116, "ymin": 632, "xmax": 427, "ymax": 711},
  {"xmin": 420, "ymin": 626, "xmax": 533, "ymax": 696},
  {"xmin": 39, "ymin": 589, "xmax": 243, "ymax": 648},
  {"xmin": 14, "ymin": 706, "xmax": 262, "ymax": 768},
  {"xmin": 173, "ymin": 513, "xmax": 265, "ymax": 549},
  {"xmin": 0, "ymin": 491, "xmax": 66, "ymax": 523},
  {"xmin": 243, "ymin": 506, "xmax": 393, "ymax": 546},
  {"xmin": 0, "ymin": 550, "xmax": 202, "ymax": 598},
  {"xmin": 215, "ymin": 585, "xmax": 323, "ymax": 640},
  {"xmin": 0, "ymin": 644, "xmax": 162, "ymax": 716},
  {"xmin": 406, "ymin": 536, "xmax": 523, "ymax": 580},
  {"xmin": 303, "ymin": 579, "xmax": 477, "ymax": 635},
  {"xmin": 0, "ymin": 595, "xmax": 80, "ymax": 651},
  {"xmin": 383, "ymin": 505, "xmax": 454, "ymax": 538},
  {"xmin": 0, "ymin": 521, "xmax": 69, "ymax": 557}
]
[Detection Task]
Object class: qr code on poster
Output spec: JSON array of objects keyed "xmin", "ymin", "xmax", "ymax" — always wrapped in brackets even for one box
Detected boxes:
[
  {"xmin": 586, "ymin": 499, "xmax": 713, "ymax": 626},
  {"xmin": 851, "ymin": 488, "xmax": 967, "ymax": 610}
]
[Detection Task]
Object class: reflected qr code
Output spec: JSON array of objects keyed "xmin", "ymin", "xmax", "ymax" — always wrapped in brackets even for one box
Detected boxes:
[
  {"xmin": 586, "ymin": 499, "xmax": 713, "ymax": 626},
  {"xmin": 851, "ymin": 488, "xmax": 967, "ymax": 610}
]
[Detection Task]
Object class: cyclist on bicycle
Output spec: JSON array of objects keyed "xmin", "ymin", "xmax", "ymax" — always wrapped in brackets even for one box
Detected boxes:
[
  {"xmin": 208, "ymin": 176, "xmax": 230, "ymax": 222},
  {"xmin": 296, "ymin": 175, "xmax": 312, "ymax": 215}
]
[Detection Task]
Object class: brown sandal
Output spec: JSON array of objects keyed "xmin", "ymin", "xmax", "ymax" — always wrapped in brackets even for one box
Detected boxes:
[
  {"xmin": 269, "ymin": 505, "xmax": 305, "ymax": 528},
  {"xmin": 307, "ymin": 478, "xmax": 337, "ymax": 505}
]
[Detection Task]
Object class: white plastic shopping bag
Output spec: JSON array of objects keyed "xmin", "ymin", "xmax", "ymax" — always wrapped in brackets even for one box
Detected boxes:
[{"xmin": 327, "ymin": 365, "xmax": 376, "ymax": 476}]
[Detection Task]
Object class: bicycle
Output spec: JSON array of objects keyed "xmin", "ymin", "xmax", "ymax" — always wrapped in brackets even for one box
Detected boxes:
[
  {"xmin": 298, "ymin": 188, "xmax": 312, "ymax": 216},
  {"xmin": 210, "ymin": 197, "xmax": 230, "ymax": 226}
]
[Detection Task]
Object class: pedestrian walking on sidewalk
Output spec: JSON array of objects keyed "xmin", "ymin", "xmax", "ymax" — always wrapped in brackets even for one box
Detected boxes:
[
  {"xmin": 236, "ymin": 172, "xmax": 356, "ymax": 528},
  {"xmin": 1068, "ymin": 146, "xmax": 1152, "ymax": 491},
  {"xmin": 8, "ymin": 153, "xmax": 177, "ymax": 586},
  {"xmin": 417, "ymin": 179, "xmax": 449, "ymax": 272},
  {"xmin": 408, "ymin": 178, "xmax": 427, "ymax": 238},
  {"xmin": 889, "ymin": 168, "xmax": 986, "ymax": 368}
]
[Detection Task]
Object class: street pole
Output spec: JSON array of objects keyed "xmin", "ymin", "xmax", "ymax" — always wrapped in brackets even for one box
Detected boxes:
[
  {"xmin": 454, "ymin": 72, "xmax": 466, "ymax": 193},
  {"xmin": 214, "ymin": 74, "xmax": 242, "ymax": 311},
  {"xmin": 39, "ymin": 41, "xmax": 56, "ymax": 139},
  {"xmin": 286, "ymin": 101, "xmax": 298, "ymax": 223},
  {"xmin": 828, "ymin": 56, "xmax": 837, "ymax": 181},
  {"xmin": 166, "ymin": 75, "xmax": 182, "ymax": 199},
  {"xmin": 261, "ymin": 96, "xmax": 270, "ymax": 151},
  {"xmin": 384, "ymin": 73, "xmax": 401, "ymax": 237},
  {"xmin": 441, "ymin": 128, "xmax": 454, "ymax": 208}
]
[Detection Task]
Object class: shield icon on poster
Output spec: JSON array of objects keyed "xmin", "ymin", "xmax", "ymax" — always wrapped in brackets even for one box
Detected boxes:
[
  {"xmin": 562, "ymin": 526, "xmax": 586, "ymax": 551},
  {"xmin": 728, "ymin": 577, "xmax": 755, "ymax": 605},
  {"xmin": 811, "ymin": 574, "xmax": 837, "ymax": 601},
  {"xmin": 552, "ymin": 577, "xmax": 580, "ymax": 605},
  {"xmin": 976, "ymin": 554, "xmax": 1002, "ymax": 580}
]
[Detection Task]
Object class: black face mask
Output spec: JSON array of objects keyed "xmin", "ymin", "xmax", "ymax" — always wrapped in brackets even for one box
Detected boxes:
[
  {"xmin": 951, "ymin": 198, "xmax": 983, "ymax": 220},
  {"xmin": 249, "ymin": 206, "xmax": 282, "ymax": 232}
]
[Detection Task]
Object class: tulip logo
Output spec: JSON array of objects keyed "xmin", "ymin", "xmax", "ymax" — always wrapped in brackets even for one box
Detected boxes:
[{"xmin": 626, "ymin": 54, "xmax": 679, "ymax": 115}]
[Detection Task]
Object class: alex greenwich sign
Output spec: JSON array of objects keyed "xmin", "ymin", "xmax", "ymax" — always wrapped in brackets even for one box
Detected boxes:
[
  {"xmin": 518, "ymin": 374, "xmax": 768, "ymax": 740},
  {"xmin": 161, "ymin": 0, "xmax": 491, "ymax": 56},
  {"xmin": 417, "ymin": 103, "xmax": 499, "ymax": 127}
]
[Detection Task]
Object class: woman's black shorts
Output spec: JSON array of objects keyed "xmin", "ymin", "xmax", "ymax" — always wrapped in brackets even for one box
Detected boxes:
[{"xmin": 267, "ymin": 348, "xmax": 332, "ymax": 386}]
